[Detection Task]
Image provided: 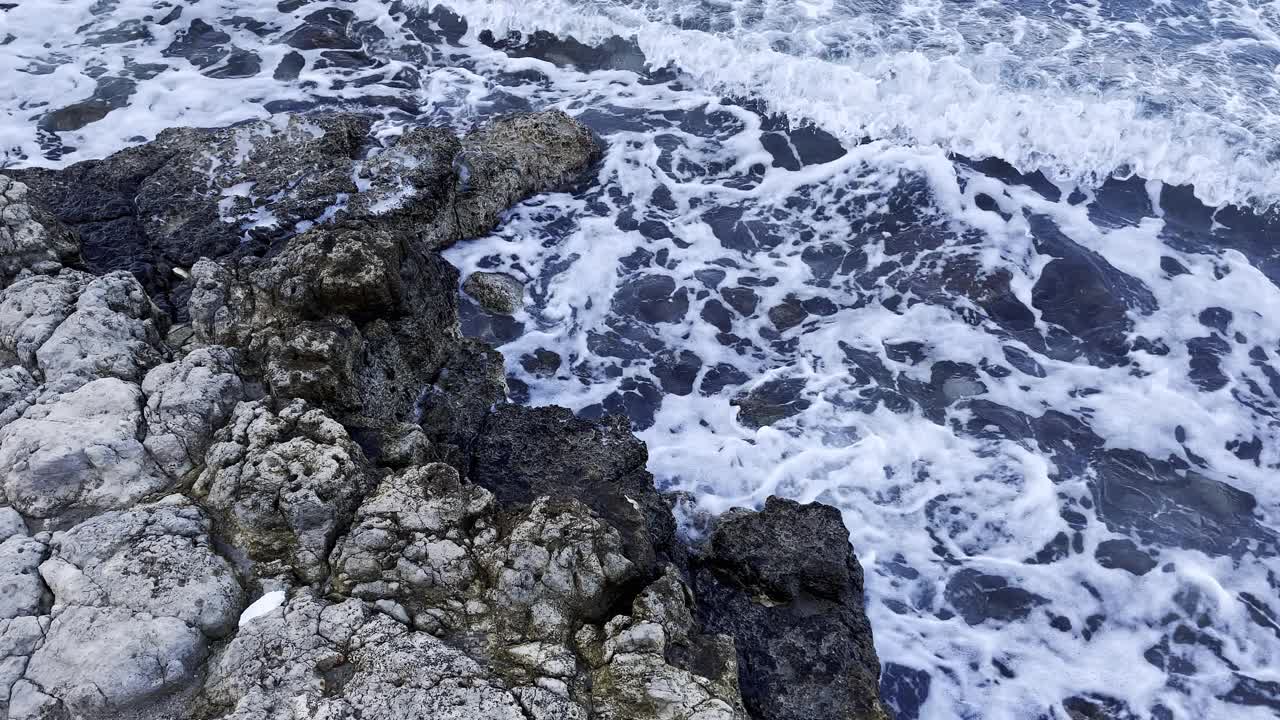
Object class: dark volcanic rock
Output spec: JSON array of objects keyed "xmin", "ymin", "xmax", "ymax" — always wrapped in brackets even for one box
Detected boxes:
[
  {"xmin": 462, "ymin": 270, "xmax": 524, "ymax": 314},
  {"xmin": 469, "ymin": 404, "xmax": 676, "ymax": 575},
  {"xmin": 189, "ymin": 224, "xmax": 460, "ymax": 427},
  {"xmin": 732, "ymin": 377, "xmax": 811, "ymax": 428},
  {"xmin": 14, "ymin": 109, "xmax": 598, "ymax": 316},
  {"xmin": 693, "ymin": 497, "xmax": 889, "ymax": 720}
]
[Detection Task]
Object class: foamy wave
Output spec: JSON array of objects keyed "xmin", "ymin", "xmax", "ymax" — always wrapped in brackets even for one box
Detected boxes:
[{"xmin": 439, "ymin": 0, "xmax": 1280, "ymax": 210}]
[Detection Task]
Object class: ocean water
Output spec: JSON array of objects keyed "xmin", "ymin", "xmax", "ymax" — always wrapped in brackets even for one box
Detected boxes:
[{"xmin": 3, "ymin": 0, "xmax": 1280, "ymax": 718}]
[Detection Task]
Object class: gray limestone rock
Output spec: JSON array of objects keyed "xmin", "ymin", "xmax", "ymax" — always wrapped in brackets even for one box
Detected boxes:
[
  {"xmin": 39, "ymin": 496, "xmax": 243, "ymax": 637},
  {"xmin": 0, "ymin": 175, "xmax": 80, "ymax": 286},
  {"xmin": 142, "ymin": 346, "xmax": 246, "ymax": 479},
  {"xmin": 0, "ymin": 615, "xmax": 48, "ymax": 716},
  {"xmin": 193, "ymin": 399, "xmax": 373, "ymax": 583},
  {"xmin": 0, "ymin": 270, "xmax": 88, "ymax": 371},
  {"xmin": 0, "ymin": 377, "xmax": 167, "ymax": 522},
  {"xmin": 0, "ymin": 526, "xmax": 47, "ymax": 621},
  {"xmin": 19, "ymin": 605, "xmax": 205, "ymax": 719},
  {"xmin": 583, "ymin": 569, "xmax": 746, "ymax": 720},
  {"xmin": 0, "ymin": 367, "xmax": 37, "ymax": 429},
  {"xmin": 198, "ymin": 591, "xmax": 551, "ymax": 720},
  {"xmin": 34, "ymin": 272, "xmax": 164, "ymax": 393}
]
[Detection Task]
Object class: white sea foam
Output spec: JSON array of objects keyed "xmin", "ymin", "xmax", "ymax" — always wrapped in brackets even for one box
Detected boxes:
[
  {"xmin": 436, "ymin": 0, "xmax": 1280, "ymax": 210},
  {"xmin": 446, "ymin": 46, "xmax": 1280, "ymax": 717}
]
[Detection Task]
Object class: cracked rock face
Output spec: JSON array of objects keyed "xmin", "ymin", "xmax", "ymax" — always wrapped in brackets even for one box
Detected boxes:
[
  {"xmin": 39, "ymin": 497, "xmax": 243, "ymax": 637},
  {"xmin": 0, "ymin": 110, "xmax": 886, "ymax": 720},
  {"xmin": 198, "ymin": 592, "xmax": 537, "ymax": 720},
  {"xmin": 8, "ymin": 497, "xmax": 243, "ymax": 720},
  {"xmin": 0, "ymin": 377, "xmax": 166, "ymax": 522},
  {"xmin": 141, "ymin": 346, "xmax": 246, "ymax": 480},
  {"xmin": 580, "ymin": 569, "xmax": 747, "ymax": 720}
]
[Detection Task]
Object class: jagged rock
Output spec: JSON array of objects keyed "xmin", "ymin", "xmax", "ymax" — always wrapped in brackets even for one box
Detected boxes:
[
  {"xmin": 416, "ymin": 338, "xmax": 507, "ymax": 461},
  {"xmin": 141, "ymin": 346, "xmax": 247, "ymax": 479},
  {"xmin": 0, "ymin": 509, "xmax": 24, "ymax": 543},
  {"xmin": 582, "ymin": 569, "xmax": 746, "ymax": 720},
  {"xmin": 34, "ymin": 271, "xmax": 164, "ymax": 393},
  {"xmin": 13, "ymin": 110, "xmax": 598, "ymax": 314},
  {"xmin": 692, "ymin": 497, "xmax": 888, "ymax": 720},
  {"xmin": 0, "ymin": 615, "xmax": 47, "ymax": 717},
  {"xmin": 0, "ymin": 175, "xmax": 80, "ymax": 286},
  {"xmin": 39, "ymin": 496, "xmax": 243, "ymax": 637},
  {"xmin": 198, "ymin": 591, "xmax": 546, "ymax": 720},
  {"xmin": 451, "ymin": 110, "xmax": 600, "ymax": 244},
  {"xmin": 464, "ymin": 271, "xmax": 525, "ymax": 314},
  {"xmin": 470, "ymin": 404, "xmax": 676, "ymax": 576},
  {"xmin": 193, "ymin": 399, "xmax": 373, "ymax": 583},
  {"xmin": 0, "ymin": 377, "xmax": 167, "ymax": 522},
  {"xmin": 0, "ymin": 107, "xmax": 889, "ymax": 720},
  {"xmin": 189, "ymin": 225, "xmax": 460, "ymax": 426},
  {"xmin": 10, "ymin": 114, "xmax": 373, "ymax": 298},
  {"xmin": 331, "ymin": 463, "xmax": 639, "ymax": 684},
  {"xmin": 330, "ymin": 463, "xmax": 494, "ymax": 616},
  {"xmin": 0, "ymin": 367, "xmax": 37, "ymax": 428}
]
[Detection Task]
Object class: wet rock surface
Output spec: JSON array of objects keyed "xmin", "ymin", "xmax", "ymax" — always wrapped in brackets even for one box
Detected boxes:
[{"xmin": 0, "ymin": 111, "xmax": 885, "ymax": 720}]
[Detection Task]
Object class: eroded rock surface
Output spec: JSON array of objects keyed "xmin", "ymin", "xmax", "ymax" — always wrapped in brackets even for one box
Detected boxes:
[{"xmin": 0, "ymin": 110, "xmax": 885, "ymax": 720}]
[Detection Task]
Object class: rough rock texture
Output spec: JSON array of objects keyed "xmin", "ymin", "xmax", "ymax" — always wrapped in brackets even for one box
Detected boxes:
[
  {"xmin": 464, "ymin": 271, "xmax": 525, "ymax": 314},
  {"xmin": 470, "ymin": 405, "xmax": 677, "ymax": 576},
  {"xmin": 0, "ymin": 377, "xmax": 167, "ymax": 522},
  {"xmin": 188, "ymin": 225, "xmax": 460, "ymax": 427},
  {"xmin": 580, "ymin": 569, "xmax": 746, "ymax": 720},
  {"xmin": 193, "ymin": 399, "xmax": 372, "ymax": 584},
  {"xmin": 198, "ymin": 592, "xmax": 540, "ymax": 720},
  {"xmin": 0, "ymin": 111, "xmax": 886, "ymax": 720},
  {"xmin": 692, "ymin": 497, "xmax": 889, "ymax": 720},
  {"xmin": 13, "ymin": 497, "xmax": 243, "ymax": 719},
  {"xmin": 12, "ymin": 110, "xmax": 598, "ymax": 316},
  {"xmin": 0, "ymin": 177, "xmax": 79, "ymax": 287},
  {"xmin": 141, "ymin": 347, "xmax": 246, "ymax": 479}
]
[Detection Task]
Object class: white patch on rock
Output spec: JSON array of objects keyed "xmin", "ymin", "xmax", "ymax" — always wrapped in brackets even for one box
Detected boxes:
[{"xmin": 239, "ymin": 591, "xmax": 286, "ymax": 627}]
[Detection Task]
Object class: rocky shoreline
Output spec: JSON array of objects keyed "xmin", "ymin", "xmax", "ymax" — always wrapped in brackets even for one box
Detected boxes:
[{"xmin": 0, "ymin": 111, "xmax": 887, "ymax": 719}]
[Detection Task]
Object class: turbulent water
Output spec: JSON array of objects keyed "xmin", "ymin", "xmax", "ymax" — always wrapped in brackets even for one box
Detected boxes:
[{"xmin": 3, "ymin": 0, "xmax": 1280, "ymax": 718}]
